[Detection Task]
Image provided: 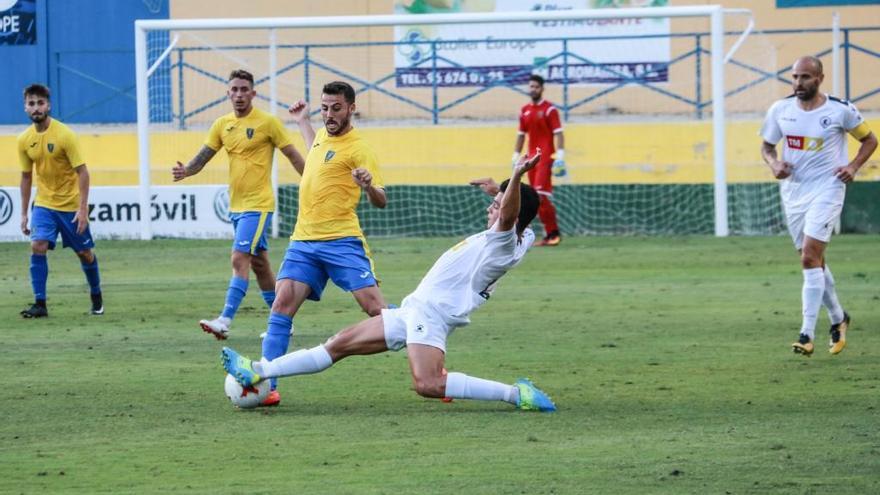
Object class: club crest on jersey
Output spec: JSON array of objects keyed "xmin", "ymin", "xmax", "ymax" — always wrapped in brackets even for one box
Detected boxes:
[
  {"xmin": 820, "ymin": 116, "xmax": 832, "ymax": 129},
  {"xmin": 47, "ymin": 143, "xmax": 54, "ymax": 153},
  {"xmin": 246, "ymin": 128, "xmax": 254, "ymax": 139},
  {"xmin": 324, "ymin": 150, "xmax": 335, "ymax": 162}
]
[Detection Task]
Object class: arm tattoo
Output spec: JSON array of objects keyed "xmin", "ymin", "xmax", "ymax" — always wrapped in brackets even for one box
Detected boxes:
[{"xmin": 185, "ymin": 146, "xmax": 216, "ymax": 175}]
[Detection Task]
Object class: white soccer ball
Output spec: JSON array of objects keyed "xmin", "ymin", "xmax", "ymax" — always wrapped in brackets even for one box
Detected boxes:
[{"xmin": 224, "ymin": 373, "xmax": 270, "ymax": 409}]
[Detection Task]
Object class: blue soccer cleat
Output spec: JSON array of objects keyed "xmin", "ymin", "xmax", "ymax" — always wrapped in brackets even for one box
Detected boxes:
[
  {"xmin": 515, "ymin": 378, "xmax": 557, "ymax": 412},
  {"xmin": 221, "ymin": 347, "xmax": 262, "ymax": 387}
]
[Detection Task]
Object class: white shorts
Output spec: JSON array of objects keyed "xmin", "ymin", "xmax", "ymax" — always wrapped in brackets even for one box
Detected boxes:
[
  {"xmin": 783, "ymin": 186, "xmax": 845, "ymax": 249},
  {"xmin": 382, "ymin": 304, "xmax": 454, "ymax": 353}
]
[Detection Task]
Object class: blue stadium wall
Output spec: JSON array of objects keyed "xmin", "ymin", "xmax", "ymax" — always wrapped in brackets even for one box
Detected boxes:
[{"xmin": 0, "ymin": 0, "xmax": 169, "ymax": 125}]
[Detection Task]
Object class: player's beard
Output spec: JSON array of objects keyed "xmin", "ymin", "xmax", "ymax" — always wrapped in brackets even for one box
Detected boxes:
[
  {"xmin": 29, "ymin": 112, "xmax": 48, "ymax": 124},
  {"xmin": 795, "ymin": 85, "xmax": 818, "ymax": 101},
  {"xmin": 324, "ymin": 113, "xmax": 351, "ymax": 136}
]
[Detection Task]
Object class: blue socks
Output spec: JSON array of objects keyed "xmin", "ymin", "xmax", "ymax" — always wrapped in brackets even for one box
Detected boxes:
[
  {"xmin": 30, "ymin": 254, "xmax": 48, "ymax": 302},
  {"xmin": 262, "ymin": 312, "xmax": 293, "ymax": 390},
  {"xmin": 261, "ymin": 290, "xmax": 276, "ymax": 309},
  {"xmin": 81, "ymin": 256, "xmax": 101, "ymax": 295},
  {"xmin": 220, "ymin": 276, "xmax": 249, "ymax": 320}
]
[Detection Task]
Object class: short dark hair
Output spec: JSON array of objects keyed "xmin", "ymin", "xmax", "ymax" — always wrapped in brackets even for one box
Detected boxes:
[
  {"xmin": 228, "ymin": 69, "xmax": 254, "ymax": 87},
  {"xmin": 24, "ymin": 84, "xmax": 50, "ymax": 100},
  {"xmin": 499, "ymin": 179, "xmax": 540, "ymax": 234},
  {"xmin": 323, "ymin": 81, "xmax": 356, "ymax": 104},
  {"xmin": 528, "ymin": 74, "xmax": 545, "ymax": 86}
]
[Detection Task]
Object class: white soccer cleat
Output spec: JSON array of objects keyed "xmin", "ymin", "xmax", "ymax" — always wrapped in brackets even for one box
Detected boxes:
[
  {"xmin": 259, "ymin": 326, "xmax": 295, "ymax": 340},
  {"xmin": 200, "ymin": 316, "xmax": 232, "ymax": 340}
]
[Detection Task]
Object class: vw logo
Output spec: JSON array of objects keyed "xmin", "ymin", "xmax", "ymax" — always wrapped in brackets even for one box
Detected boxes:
[
  {"xmin": 0, "ymin": 189, "xmax": 13, "ymax": 226},
  {"xmin": 213, "ymin": 188, "xmax": 232, "ymax": 224}
]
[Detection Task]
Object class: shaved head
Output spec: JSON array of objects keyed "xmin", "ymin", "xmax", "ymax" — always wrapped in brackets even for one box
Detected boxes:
[{"xmin": 793, "ymin": 56, "xmax": 823, "ymax": 76}]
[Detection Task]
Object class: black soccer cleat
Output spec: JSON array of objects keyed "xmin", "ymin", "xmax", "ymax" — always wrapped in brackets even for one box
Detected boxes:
[
  {"xmin": 90, "ymin": 292, "xmax": 104, "ymax": 315},
  {"xmin": 21, "ymin": 303, "xmax": 48, "ymax": 319}
]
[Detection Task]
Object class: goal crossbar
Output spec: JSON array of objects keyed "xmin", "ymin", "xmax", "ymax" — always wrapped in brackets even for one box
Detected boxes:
[{"xmin": 135, "ymin": 5, "xmax": 743, "ymax": 239}]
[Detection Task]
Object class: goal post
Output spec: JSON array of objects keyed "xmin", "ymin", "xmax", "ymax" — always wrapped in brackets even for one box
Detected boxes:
[{"xmin": 135, "ymin": 5, "xmax": 753, "ymax": 240}]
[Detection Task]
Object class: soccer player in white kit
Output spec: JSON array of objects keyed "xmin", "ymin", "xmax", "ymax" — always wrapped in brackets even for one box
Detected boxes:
[
  {"xmin": 222, "ymin": 150, "xmax": 556, "ymax": 411},
  {"xmin": 760, "ymin": 56, "xmax": 877, "ymax": 356}
]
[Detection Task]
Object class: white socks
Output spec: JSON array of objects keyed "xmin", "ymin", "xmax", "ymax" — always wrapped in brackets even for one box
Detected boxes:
[
  {"xmin": 254, "ymin": 345, "xmax": 333, "ymax": 378},
  {"xmin": 800, "ymin": 267, "xmax": 825, "ymax": 339},
  {"xmin": 822, "ymin": 265, "xmax": 845, "ymax": 324},
  {"xmin": 445, "ymin": 372, "xmax": 518, "ymax": 404}
]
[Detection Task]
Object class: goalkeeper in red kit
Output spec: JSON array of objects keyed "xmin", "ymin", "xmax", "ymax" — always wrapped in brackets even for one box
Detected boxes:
[{"xmin": 513, "ymin": 74, "xmax": 565, "ymax": 246}]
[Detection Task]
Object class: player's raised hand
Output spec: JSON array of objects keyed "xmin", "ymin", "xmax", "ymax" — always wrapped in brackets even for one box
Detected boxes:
[
  {"xmin": 514, "ymin": 148, "xmax": 542, "ymax": 177},
  {"xmin": 352, "ymin": 168, "xmax": 372, "ymax": 188},
  {"xmin": 834, "ymin": 164, "xmax": 858, "ymax": 184},
  {"xmin": 469, "ymin": 177, "xmax": 500, "ymax": 196},
  {"xmin": 288, "ymin": 100, "xmax": 310, "ymax": 122},
  {"xmin": 770, "ymin": 160, "xmax": 794, "ymax": 180},
  {"xmin": 172, "ymin": 161, "xmax": 188, "ymax": 182}
]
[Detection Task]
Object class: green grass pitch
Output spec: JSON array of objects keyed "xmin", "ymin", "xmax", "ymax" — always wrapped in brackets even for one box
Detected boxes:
[{"xmin": 1, "ymin": 235, "xmax": 878, "ymax": 494}]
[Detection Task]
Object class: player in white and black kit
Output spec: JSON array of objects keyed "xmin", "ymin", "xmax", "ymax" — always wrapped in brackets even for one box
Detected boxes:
[
  {"xmin": 760, "ymin": 56, "xmax": 877, "ymax": 356},
  {"xmin": 222, "ymin": 150, "xmax": 557, "ymax": 412}
]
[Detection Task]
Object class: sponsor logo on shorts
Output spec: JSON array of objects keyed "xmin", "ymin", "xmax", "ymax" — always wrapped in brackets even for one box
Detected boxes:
[
  {"xmin": 238, "ymin": 240, "xmax": 250, "ymax": 246},
  {"xmin": 360, "ymin": 271, "xmax": 370, "ymax": 279},
  {"xmin": 0, "ymin": 190, "xmax": 12, "ymax": 226},
  {"xmin": 785, "ymin": 135, "xmax": 823, "ymax": 151},
  {"xmin": 213, "ymin": 189, "xmax": 232, "ymax": 224},
  {"xmin": 415, "ymin": 324, "xmax": 425, "ymax": 333}
]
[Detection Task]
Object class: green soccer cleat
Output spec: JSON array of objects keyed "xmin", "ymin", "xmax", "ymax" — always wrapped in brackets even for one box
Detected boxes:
[
  {"xmin": 221, "ymin": 347, "xmax": 262, "ymax": 387},
  {"xmin": 515, "ymin": 378, "xmax": 557, "ymax": 412}
]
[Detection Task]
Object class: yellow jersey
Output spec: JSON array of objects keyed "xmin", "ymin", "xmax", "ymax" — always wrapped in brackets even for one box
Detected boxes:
[
  {"xmin": 18, "ymin": 119, "xmax": 85, "ymax": 212},
  {"xmin": 292, "ymin": 127, "xmax": 384, "ymax": 241},
  {"xmin": 205, "ymin": 107, "xmax": 292, "ymax": 212}
]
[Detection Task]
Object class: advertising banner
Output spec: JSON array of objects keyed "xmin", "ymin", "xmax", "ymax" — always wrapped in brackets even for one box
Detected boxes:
[
  {"xmin": 393, "ymin": 0, "xmax": 671, "ymax": 87},
  {"xmin": 0, "ymin": 185, "xmax": 235, "ymax": 242},
  {"xmin": 0, "ymin": 0, "xmax": 36, "ymax": 45}
]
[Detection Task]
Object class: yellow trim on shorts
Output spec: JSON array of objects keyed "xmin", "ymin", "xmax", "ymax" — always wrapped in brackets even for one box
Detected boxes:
[
  {"xmin": 358, "ymin": 236, "xmax": 381, "ymax": 285},
  {"xmin": 250, "ymin": 212, "xmax": 270, "ymax": 255},
  {"xmin": 849, "ymin": 122, "xmax": 871, "ymax": 141}
]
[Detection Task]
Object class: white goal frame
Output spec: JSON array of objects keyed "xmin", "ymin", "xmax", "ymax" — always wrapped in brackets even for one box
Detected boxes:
[{"xmin": 135, "ymin": 5, "xmax": 752, "ymax": 240}]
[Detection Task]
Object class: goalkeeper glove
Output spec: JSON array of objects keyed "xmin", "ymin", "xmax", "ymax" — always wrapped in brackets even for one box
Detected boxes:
[{"xmin": 551, "ymin": 150, "xmax": 568, "ymax": 180}]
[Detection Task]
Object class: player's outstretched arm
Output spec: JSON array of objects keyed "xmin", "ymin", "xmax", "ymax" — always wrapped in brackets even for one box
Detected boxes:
[
  {"xmin": 498, "ymin": 149, "xmax": 541, "ymax": 232},
  {"xmin": 172, "ymin": 146, "xmax": 217, "ymax": 181},
  {"xmin": 469, "ymin": 177, "xmax": 500, "ymax": 196},
  {"xmin": 289, "ymin": 100, "xmax": 316, "ymax": 150}
]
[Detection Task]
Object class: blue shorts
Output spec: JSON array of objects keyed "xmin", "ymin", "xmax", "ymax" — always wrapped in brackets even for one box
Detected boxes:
[
  {"xmin": 278, "ymin": 237, "xmax": 379, "ymax": 301},
  {"xmin": 30, "ymin": 206, "xmax": 95, "ymax": 252},
  {"xmin": 231, "ymin": 211, "xmax": 272, "ymax": 254}
]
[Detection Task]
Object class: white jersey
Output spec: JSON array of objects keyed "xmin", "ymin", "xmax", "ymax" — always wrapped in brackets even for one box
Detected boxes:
[
  {"xmin": 760, "ymin": 94, "xmax": 866, "ymax": 207},
  {"xmin": 402, "ymin": 226, "xmax": 535, "ymax": 328}
]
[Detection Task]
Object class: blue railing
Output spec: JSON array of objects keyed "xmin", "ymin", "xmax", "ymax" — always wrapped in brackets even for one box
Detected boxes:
[{"xmin": 57, "ymin": 26, "xmax": 879, "ymax": 126}]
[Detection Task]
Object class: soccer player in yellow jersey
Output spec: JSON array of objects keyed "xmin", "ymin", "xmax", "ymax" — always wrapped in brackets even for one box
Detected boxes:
[
  {"xmin": 17, "ymin": 84, "xmax": 103, "ymax": 318},
  {"xmin": 172, "ymin": 70, "xmax": 305, "ymax": 340},
  {"xmin": 248, "ymin": 81, "xmax": 388, "ymax": 406}
]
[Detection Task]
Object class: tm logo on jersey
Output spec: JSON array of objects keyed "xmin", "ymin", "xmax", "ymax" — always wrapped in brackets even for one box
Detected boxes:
[
  {"xmin": 324, "ymin": 150, "xmax": 335, "ymax": 162},
  {"xmin": 785, "ymin": 135, "xmax": 824, "ymax": 152}
]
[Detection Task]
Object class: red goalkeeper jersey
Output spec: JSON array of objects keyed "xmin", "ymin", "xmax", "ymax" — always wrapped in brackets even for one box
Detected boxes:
[{"xmin": 518, "ymin": 100, "xmax": 562, "ymax": 155}]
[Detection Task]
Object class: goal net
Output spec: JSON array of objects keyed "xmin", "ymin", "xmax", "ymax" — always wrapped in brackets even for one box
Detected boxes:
[{"xmin": 135, "ymin": 4, "xmax": 786, "ymax": 240}]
